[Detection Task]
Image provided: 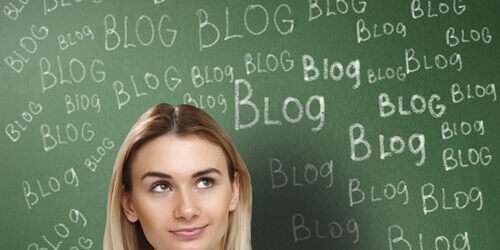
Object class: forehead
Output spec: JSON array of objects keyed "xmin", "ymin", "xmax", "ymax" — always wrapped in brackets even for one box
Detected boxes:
[{"xmin": 130, "ymin": 134, "xmax": 228, "ymax": 178}]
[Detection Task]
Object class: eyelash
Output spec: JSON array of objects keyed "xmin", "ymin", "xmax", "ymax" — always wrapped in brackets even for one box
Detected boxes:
[
  {"xmin": 149, "ymin": 177, "xmax": 215, "ymax": 193},
  {"xmin": 197, "ymin": 177, "xmax": 215, "ymax": 189},
  {"xmin": 151, "ymin": 182, "xmax": 171, "ymax": 193}
]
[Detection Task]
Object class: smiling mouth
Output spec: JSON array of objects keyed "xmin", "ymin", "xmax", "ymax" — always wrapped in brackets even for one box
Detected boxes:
[{"xmin": 170, "ymin": 225, "xmax": 207, "ymax": 240}]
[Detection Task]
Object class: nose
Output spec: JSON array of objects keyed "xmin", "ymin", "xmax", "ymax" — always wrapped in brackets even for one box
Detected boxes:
[{"xmin": 173, "ymin": 189, "xmax": 200, "ymax": 221}]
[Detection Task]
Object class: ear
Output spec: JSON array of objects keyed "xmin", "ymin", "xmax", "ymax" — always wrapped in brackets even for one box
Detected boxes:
[
  {"xmin": 121, "ymin": 185, "xmax": 139, "ymax": 223},
  {"xmin": 229, "ymin": 172, "xmax": 240, "ymax": 212}
]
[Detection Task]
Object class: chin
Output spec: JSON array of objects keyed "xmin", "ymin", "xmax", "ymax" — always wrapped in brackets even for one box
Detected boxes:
[{"xmin": 155, "ymin": 238, "xmax": 219, "ymax": 250}]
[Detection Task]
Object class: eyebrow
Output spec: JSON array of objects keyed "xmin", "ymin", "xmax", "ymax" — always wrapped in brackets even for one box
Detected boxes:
[
  {"xmin": 140, "ymin": 167, "xmax": 223, "ymax": 181},
  {"xmin": 193, "ymin": 167, "xmax": 222, "ymax": 178}
]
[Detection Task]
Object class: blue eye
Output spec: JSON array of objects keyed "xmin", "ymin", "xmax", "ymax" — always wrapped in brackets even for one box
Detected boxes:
[
  {"xmin": 196, "ymin": 178, "xmax": 214, "ymax": 189},
  {"xmin": 151, "ymin": 183, "xmax": 171, "ymax": 193}
]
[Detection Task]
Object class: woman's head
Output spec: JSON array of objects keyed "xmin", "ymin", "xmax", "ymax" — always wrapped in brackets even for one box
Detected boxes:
[{"xmin": 104, "ymin": 103, "xmax": 252, "ymax": 250}]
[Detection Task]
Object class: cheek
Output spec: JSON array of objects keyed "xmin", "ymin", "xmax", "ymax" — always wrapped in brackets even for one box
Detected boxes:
[
  {"xmin": 205, "ymin": 197, "xmax": 231, "ymax": 240},
  {"xmin": 203, "ymin": 189, "xmax": 233, "ymax": 219},
  {"xmin": 133, "ymin": 194, "xmax": 173, "ymax": 227}
]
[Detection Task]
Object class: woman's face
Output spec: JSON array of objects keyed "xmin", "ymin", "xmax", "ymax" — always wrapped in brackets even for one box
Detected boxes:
[{"xmin": 121, "ymin": 134, "xmax": 239, "ymax": 250}]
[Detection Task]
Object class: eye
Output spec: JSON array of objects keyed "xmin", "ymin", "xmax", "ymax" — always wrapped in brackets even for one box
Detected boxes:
[
  {"xmin": 151, "ymin": 182, "xmax": 171, "ymax": 193},
  {"xmin": 196, "ymin": 177, "xmax": 214, "ymax": 189}
]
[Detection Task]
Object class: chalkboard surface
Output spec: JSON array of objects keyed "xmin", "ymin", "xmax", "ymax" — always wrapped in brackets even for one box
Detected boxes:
[{"xmin": 1, "ymin": 0, "xmax": 499, "ymax": 249}]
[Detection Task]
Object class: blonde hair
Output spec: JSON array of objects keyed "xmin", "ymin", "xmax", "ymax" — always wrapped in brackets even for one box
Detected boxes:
[{"xmin": 103, "ymin": 103, "xmax": 252, "ymax": 250}]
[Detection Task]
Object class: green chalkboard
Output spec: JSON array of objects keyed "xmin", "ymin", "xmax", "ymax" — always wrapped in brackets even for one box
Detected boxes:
[{"xmin": 1, "ymin": 0, "xmax": 499, "ymax": 249}]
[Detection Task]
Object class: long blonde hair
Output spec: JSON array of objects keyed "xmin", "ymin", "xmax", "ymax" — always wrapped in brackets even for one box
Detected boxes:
[{"xmin": 103, "ymin": 103, "xmax": 252, "ymax": 250}]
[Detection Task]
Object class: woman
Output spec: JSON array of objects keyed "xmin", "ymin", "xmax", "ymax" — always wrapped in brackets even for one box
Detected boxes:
[{"xmin": 103, "ymin": 103, "xmax": 252, "ymax": 250}]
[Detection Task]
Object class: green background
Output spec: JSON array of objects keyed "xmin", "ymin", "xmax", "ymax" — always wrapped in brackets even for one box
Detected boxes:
[{"xmin": 1, "ymin": 0, "xmax": 499, "ymax": 249}]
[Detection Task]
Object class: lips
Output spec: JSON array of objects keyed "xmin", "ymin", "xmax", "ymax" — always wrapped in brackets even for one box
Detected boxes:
[{"xmin": 170, "ymin": 225, "xmax": 207, "ymax": 240}]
